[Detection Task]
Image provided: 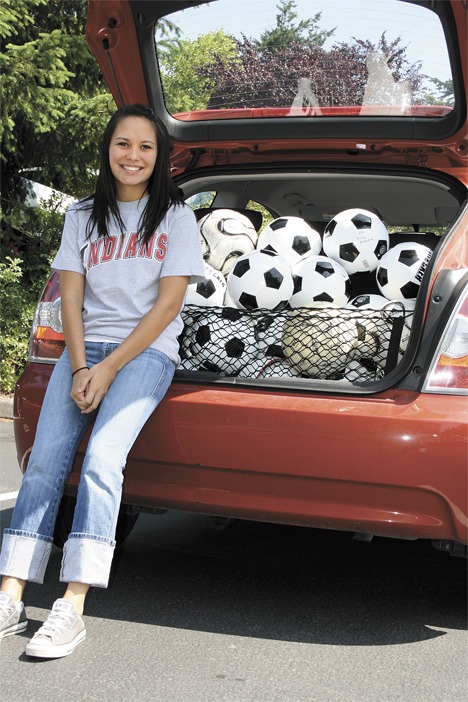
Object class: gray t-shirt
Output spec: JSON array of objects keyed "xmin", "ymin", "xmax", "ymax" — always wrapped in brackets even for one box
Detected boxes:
[{"xmin": 52, "ymin": 197, "xmax": 205, "ymax": 364}]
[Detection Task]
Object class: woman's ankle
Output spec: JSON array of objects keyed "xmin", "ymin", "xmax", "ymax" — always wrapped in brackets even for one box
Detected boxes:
[{"xmin": 1, "ymin": 576, "xmax": 26, "ymax": 604}]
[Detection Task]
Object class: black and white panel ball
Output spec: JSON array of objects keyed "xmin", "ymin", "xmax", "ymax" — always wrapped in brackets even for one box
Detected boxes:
[
  {"xmin": 289, "ymin": 255, "xmax": 351, "ymax": 308},
  {"xmin": 257, "ymin": 216, "xmax": 322, "ymax": 266},
  {"xmin": 376, "ymin": 242, "xmax": 433, "ymax": 300},
  {"xmin": 226, "ymin": 250, "xmax": 294, "ymax": 311},
  {"xmin": 184, "ymin": 262, "xmax": 226, "ymax": 307},
  {"xmin": 183, "ymin": 308, "xmax": 257, "ymax": 374},
  {"xmin": 282, "ymin": 308, "xmax": 359, "ymax": 378},
  {"xmin": 347, "ymin": 294, "xmax": 390, "ymax": 310},
  {"xmin": 323, "ymin": 208, "xmax": 389, "ymax": 274},
  {"xmin": 254, "ymin": 313, "xmax": 286, "ymax": 357},
  {"xmin": 198, "ymin": 209, "xmax": 257, "ymax": 276}
]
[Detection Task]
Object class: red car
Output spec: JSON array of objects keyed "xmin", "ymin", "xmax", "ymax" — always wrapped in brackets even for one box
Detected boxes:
[{"xmin": 14, "ymin": 0, "xmax": 467, "ymax": 555}]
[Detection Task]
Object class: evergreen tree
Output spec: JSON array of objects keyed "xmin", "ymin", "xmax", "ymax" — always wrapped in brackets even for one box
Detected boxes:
[
  {"xmin": 257, "ymin": 0, "xmax": 335, "ymax": 51},
  {"xmin": 1, "ymin": 0, "xmax": 112, "ymax": 232}
]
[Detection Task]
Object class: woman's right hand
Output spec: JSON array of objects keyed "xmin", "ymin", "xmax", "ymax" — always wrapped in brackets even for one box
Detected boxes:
[
  {"xmin": 70, "ymin": 367, "xmax": 92, "ymax": 412},
  {"xmin": 70, "ymin": 359, "xmax": 118, "ymax": 414}
]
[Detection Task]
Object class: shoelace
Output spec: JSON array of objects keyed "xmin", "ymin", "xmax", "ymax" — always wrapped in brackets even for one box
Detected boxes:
[{"xmin": 35, "ymin": 608, "xmax": 75, "ymax": 638}]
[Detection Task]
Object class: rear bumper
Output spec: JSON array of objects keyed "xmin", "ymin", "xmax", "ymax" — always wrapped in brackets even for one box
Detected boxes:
[{"xmin": 14, "ymin": 363, "xmax": 468, "ymax": 544}]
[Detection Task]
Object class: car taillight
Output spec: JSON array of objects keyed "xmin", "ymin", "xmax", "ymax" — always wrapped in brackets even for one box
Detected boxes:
[
  {"xmin": 423, "ymin": 284, "xmax": 468, "ymax": 394},
  {"xmin": 29, "ymin": 272, "xmax": 65, "ymax": 363}
]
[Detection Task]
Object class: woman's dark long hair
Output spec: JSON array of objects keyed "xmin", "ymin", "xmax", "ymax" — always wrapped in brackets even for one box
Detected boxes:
[{"xmin": 85, "ymin": 104, "xmax": 183, "ymax": 243}]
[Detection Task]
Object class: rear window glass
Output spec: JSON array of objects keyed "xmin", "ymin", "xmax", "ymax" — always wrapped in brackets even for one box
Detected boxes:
[{"xmin": 155, "ymin": 0, "xmax": 454, "ymax": 121}]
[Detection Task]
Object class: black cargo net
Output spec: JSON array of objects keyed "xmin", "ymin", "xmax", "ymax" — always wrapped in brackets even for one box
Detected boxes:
[{"xmin": 179, "ymin": 304, "xmax": 411, "ymax": 383}]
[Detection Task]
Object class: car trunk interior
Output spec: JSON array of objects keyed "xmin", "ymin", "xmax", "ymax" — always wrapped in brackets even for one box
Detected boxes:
[{"xmin": 173, "ymin": 165, "xmax": 466, "ymax": 390}]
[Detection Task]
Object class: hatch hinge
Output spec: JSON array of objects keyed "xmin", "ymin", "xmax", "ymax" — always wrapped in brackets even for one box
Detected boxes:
[
  {"xmin": 404, "ymin": 149, "xmax": 428, "ymax": 167},
  {"xmin": 101, "ymin": 38, "xmax": 124, "ymax": 108},
  {"xmin": 184, "ymin": 148, "xmax": 206, "ymax": 173}
]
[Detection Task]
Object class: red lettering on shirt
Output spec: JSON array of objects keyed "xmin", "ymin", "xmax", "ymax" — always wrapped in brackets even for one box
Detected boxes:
[
  {"xmin": 138, "ymin": 233, "xmax": 155, "ymax": 259},
  {"xmin": 154, "ymin": 233, "xmax": 168, "ymax": 261},
  {"xmin": 87, "ymin": 239, "xmax": 103, "ymax": 269},
  {"xmin": 123, "ymin": 232, "xmax": 139, "ymax": 259},
  {"xmin": 101, "ymin": 236, "xmax": 117, "ymax": 262},
  {"xmin": 115, "ymin": 234, "xmax": 126, "ymax": 260}
]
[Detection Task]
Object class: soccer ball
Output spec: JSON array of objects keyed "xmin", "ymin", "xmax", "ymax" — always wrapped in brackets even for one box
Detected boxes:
[
  {"xmin": 223, "ymin": 285, "xmax": 237, "ymax": 307},
  {"xmin": 376, "ymin": 242, "xmax": 433, "ymax": 300},
  {"xmin": 183, "ymin": 308, "xmax": 257, "ymax": 374},
  {"xmin": 198, "ymin": 209, "xmax": 257, "ymax": 275},
  {"xmin": 237, "ymin": 357, "xmax": 302, "ymax": 378},
  {"xmin": 347, "ymin": 295, "xmax": 389, "ymax": 361},
  {"xmin": 344, "ymin": 357, "xmax": 383, "ymax": 383},
  {"xmin": 289, "ymin": 255, "xmax": 351, "ymax": 308},
  {"xmin": 323, "ymin": 208, "xmax": 389, "ymax": 274},
  {"xmin": 254, "ymin": 313, "xmax": 286, "ymax": 357},
  {"xmin": 282, "ymin": 308, "xmax": 359, "ymax": 378},
  {"xmin": 184, "ymin": 262, "xmax": 226, "ymax": 307},
  {"xmin": 226, "ymin": 250, "xmax": 294, "ymax": 311},
  {"xmin": 257, "ymin": 216, "xmax": 322, "ymax": 266},
  {"xmin": 347, "ymin": 294, "xmax": 390, "ymax": 310}
]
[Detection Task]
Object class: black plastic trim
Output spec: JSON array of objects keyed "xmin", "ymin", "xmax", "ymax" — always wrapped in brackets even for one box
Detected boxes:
[
  {"xmin": 399, "ymin": 268, "xmax": 468, "ymax": 392},
  {"xmin": 174, "ymin": 161, "xmax": 468, "ymax": 206}
]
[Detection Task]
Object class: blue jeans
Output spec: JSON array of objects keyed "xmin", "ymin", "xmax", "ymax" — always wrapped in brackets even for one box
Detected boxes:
[{"xmin": 0, "ymin": 342, "xmax": 175, "ymax": 588}]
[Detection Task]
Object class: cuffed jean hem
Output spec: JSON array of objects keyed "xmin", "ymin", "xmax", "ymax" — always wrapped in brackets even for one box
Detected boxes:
[
  {"xmin": 60, "ymin": 534, "xmax": 116, "ymax": 588},
  {"xmin": 0, "ymin": 531, "xmax": 53, "ymax": 584}
]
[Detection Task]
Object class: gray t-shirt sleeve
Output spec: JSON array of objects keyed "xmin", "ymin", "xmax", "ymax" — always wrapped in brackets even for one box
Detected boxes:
[
  {"xmin": 160, "ymin": 204, "xmax": 205, "ymax": 284},
  {"xmin": 51, "ymin": 205, "xmax": 86, "ymax": 275}
]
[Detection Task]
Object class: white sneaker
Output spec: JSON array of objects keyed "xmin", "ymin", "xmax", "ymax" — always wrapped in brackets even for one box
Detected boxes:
[
  {"xmin": 0, "ymin": 592, "xmax": 28, "ymax": 640},
  {"xmin": 25, "ymin": 599, "xmax": 86, "ymax": 658}
]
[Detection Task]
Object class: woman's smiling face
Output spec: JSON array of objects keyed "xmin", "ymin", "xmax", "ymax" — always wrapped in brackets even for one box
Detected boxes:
[{"xmin": 109, "ymin": 116, "xmax": 158, "ymax": 201}]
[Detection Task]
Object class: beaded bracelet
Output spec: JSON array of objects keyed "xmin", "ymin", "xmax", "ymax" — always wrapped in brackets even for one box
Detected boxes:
[{"xmin": 72, "ymin": 366, "xmax": 89, "ymax": 377}]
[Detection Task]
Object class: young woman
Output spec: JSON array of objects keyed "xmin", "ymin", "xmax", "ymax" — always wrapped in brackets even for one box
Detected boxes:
[{"xmin": 0, "ymin": 104, "xmax": 205, "ymax": 658}]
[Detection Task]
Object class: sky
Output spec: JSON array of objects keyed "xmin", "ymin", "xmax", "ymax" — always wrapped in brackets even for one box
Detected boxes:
[{"xmin": 167, "ymin": 0, "xmax": 452, "ymax": 83}]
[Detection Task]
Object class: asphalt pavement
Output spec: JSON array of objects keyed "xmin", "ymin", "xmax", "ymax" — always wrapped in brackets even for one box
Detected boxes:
[{"xmin": 1, "ymin": 413, "xmax": 467, "ymax": 702}]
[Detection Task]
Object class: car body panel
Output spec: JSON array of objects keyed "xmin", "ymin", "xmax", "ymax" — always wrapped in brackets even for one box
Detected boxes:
[{"xmin": 13, "ymin": 363, "xmax": 468, "ymax": 542}]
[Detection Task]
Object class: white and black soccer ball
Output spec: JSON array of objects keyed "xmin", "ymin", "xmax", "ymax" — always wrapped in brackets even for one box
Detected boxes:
[
  {"xmin": 198, "ymin": 209, "xmax": 257, "ymax": 276},
  {"xmin": 223, "ymin": 285, "xmax": 236, "ymax": 307},
  {"xmin": 184, "ymin": 262, "xmax": 226, "ymax": 307},
  {"xmin": 347, "ymin": 295, "xmax": 389, "ymax": 361},
  {"xmin": 376, "ymin": 242, "xmax": 433, "ymax": 300},
  {"xmin": 323, "ymin": 208, "xmax": 389, "ymax": 274},
  {"xmin": 254, "ymin": 313, "xmax": 286, "ymax": 358},
  {"xmin": 226, "ymin": 250, "xmax": 294, "ymax": 311},
  {"xmin": 257, "ymin": 216, "xmax": 322, "ymax": 266},
  {"xmin": 344, "ymin": 357, "xmax": 383, "ymax": 383},
  {"xmin": 289, "ymin": 255, "xmax": 351, "ymax": 308},
  {"xmin": 282, "ymin": 308, "xmax": 359, "ymax": 378},
  {"xmin": 184, "ymin": 308, "xmax": 257, "ymax": 375},
  {"xmin": 347, "ymin": 293, "xmax": 390, "ymax": 310}
]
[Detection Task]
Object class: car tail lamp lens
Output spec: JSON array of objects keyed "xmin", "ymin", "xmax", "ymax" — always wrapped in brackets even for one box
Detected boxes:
[
  {"xmin": 423, "ymin": 286, "xmax": 468, "ymax": 394},
  {"xmin": 29, "ymin": 273, "xmax": 65, "ymax": 362}
]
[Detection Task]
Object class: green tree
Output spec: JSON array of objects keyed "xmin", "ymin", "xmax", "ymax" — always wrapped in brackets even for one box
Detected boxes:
[
  {"xmin": 0, "ymin": 0, "xmax": 113, "ymax": 392},
  {"xmin": 423, "ymin": 77, "xmax": 454, "ymax": 107},
  {"xmin": 1, "ymin": 0, "xmax": 112, "ymax": 221},
  {"xmin": 257, "ymin": 0, "xmax": 335, "ymax": 51},
  {"xmin": 159, "ymin": 30, "xmax": 239, "ymax": 114}
]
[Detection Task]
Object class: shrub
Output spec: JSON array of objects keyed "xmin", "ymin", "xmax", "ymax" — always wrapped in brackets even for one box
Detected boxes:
[{"xmin": 0, "ymin": 204, "xmax": 64, "ymax": 393}]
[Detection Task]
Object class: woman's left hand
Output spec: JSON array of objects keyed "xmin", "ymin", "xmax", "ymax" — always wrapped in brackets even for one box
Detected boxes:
[{"xmin": 73, "ymin": 360, "xmax": 117, "ymax": 414}]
